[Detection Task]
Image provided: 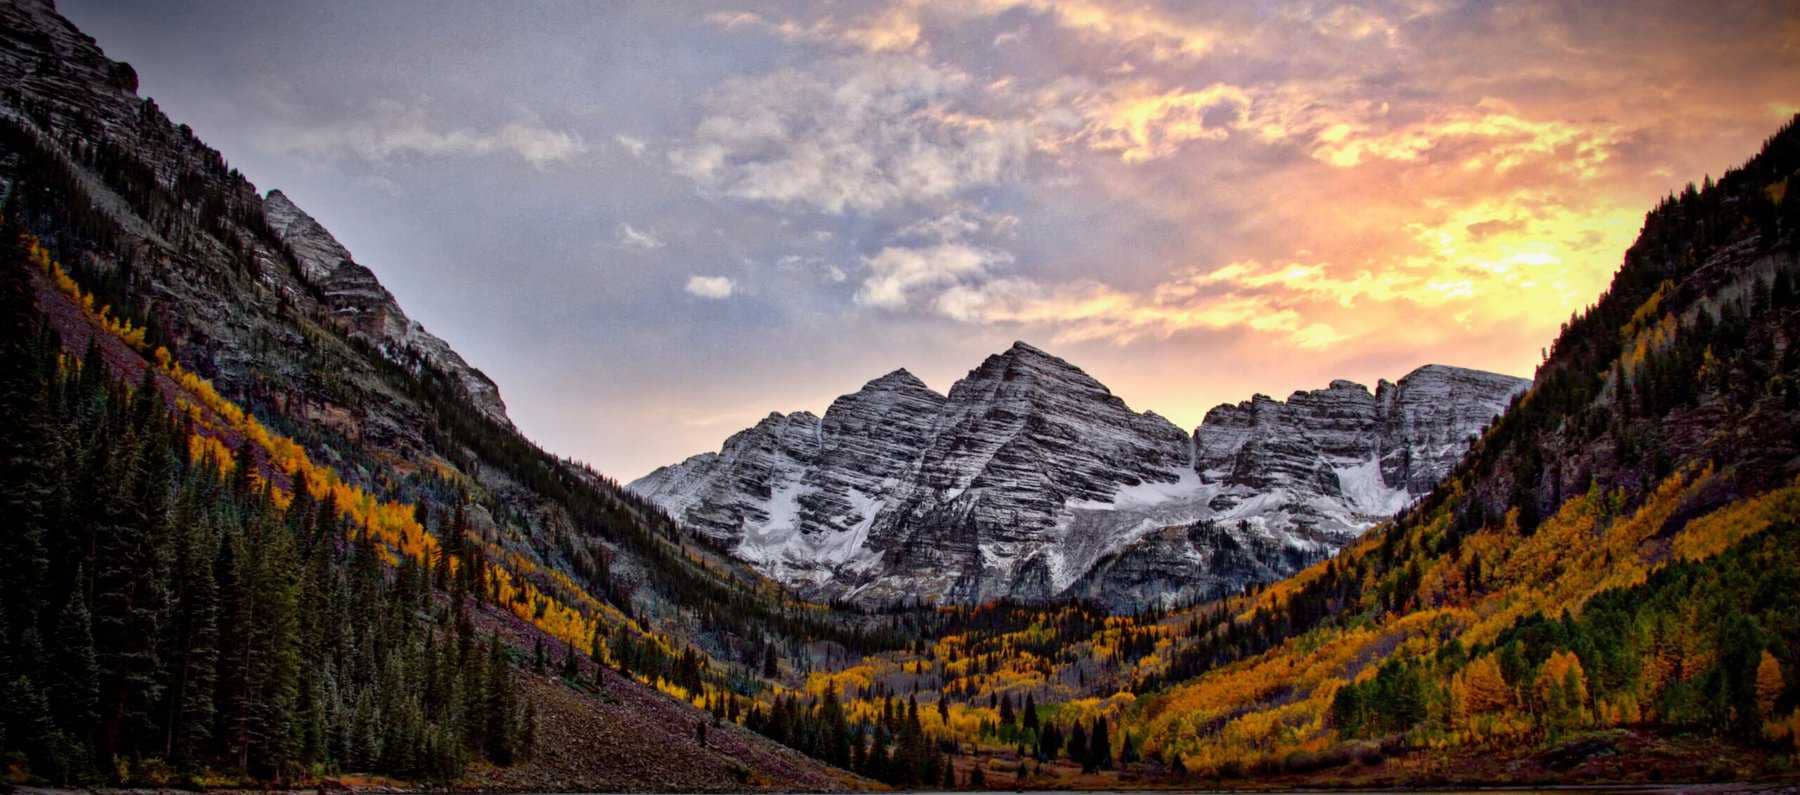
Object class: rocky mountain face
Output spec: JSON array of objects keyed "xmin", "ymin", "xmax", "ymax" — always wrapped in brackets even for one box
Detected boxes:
[
  {"xmin": 262, "ymin": 189, "xmax": 510, "ymax": 426},
  {"xmin": 1193, "ymin": 365, "xmax": 1528, "ymax": 531},
  {"xmin": 0, "ymin": 2, "xmax": 888, "ymax": 785},
  {"xmin": 631, "ymin": 343, "xmax": 1527, "ymax": 609}
]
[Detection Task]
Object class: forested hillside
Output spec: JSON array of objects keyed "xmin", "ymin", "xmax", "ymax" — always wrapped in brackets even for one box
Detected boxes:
[
  {"xmin": 1099, "ymin": 116, "xmax": 1800, "ymax": 785},
  {"xmin": 4, "ymin": 0, "xmax": 1799, "ymax": 788},
  {"xmin": 670, "ymin": 116, "xmax": 1800, "ymax": 789},
  {"xmin": 0, "ymin": 221, "xmax": 530, "ymax": 781},
  {"xmin": 0, "ymin": 0, "xmax": 896, "ymax": 787}
]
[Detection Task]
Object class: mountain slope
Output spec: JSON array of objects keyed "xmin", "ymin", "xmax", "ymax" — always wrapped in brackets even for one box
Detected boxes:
[
  {"xmin": 632, "ymin": 344, "xmax": 1525, "ymax": 609},
  {"xmin": 0, "ymin": 0, "xmax": 883, "ymax": 787},
  {"xmin": 260, "ymin": 189, "xmax": 511, "ymax": 428},
  {"xmin": 1112, "ymin": 116, "xmax": 1800, "ymax": 783}
]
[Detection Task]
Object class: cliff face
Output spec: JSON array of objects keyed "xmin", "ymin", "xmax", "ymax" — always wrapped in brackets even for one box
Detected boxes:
[
  {"xmin": 1194, "ymin": 364, "xmax": 1528, "ymax": 532},
  {"xmin": 261, "ymin": 190, "xmax": 511, "ymax": 427},
  {"xmin": 0, "ymin": 0, "xmax": 510, "ymax": 440},
  {"xmin": 632, "ymin": 343, "xmax": 1526, "ymax": 609},
  {"xmin": 0, "ymin": 0, "xmax": 885, "ymax": 787}
]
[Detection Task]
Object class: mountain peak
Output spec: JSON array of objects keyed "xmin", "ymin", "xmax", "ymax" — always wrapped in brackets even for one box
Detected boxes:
[
  {"xmin": 263, "ymin": 189, "xmax": 352, "ymax": 283},
  {"xmin": 260, "ymin": 190, "xmax": 514, "ymax": 428},
  {"xmin": 1399, "ymin": 362, "xmax": 1525, "ymax": 384},
  {"xmin": 865, "ymin": 367, "xmax": 931, "ymax": 392},
  {"xmin": 989, "ymin": 339, "xmax": 1090, "ymax": 381},
  {"xmin": 1003, "ymin": 339, "xmax": 1058, "ymax": 360}
]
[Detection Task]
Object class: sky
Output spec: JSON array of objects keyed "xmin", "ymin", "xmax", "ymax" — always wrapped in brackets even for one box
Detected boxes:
[{"xmin": 60, "ymin": 0, "xmax": 1800, "ymax": 481}]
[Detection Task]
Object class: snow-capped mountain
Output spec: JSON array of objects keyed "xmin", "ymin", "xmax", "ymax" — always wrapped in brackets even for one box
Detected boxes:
[{"xmin": 629, "ymin": 342, "xmax": 1527, "ymax": 608}]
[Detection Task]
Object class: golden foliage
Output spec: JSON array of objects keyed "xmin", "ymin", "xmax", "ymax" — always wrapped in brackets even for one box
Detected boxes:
[
  {"xmin": 1674, "ymin": 476, "xmax": 1800, "ymax": 562},
  {"xmin": 1757, "ymin": 651, "xmax": 1784, "ymax": 722},
  {"xmin": 1451, "ymin": 653, "xmax": 1511, "ymax": 722},
  {"xmin": 187, "ymin": 433, "xmax": 236, "ymax": 476},
  {"xmin": 29, "ymin": 239, "xmax": 148, "ymax": 350}
]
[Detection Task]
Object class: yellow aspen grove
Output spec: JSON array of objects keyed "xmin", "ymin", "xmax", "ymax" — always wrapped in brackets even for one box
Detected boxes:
[
  {"xmin": 1756, "ymin": 651, "xmax": 1784, "ymax": 723},
  {"xmin": 1452, "ymin": 654, "xmax": 1511, "ymax": 720},
  {"xmin": 1534, "ymin": 650, "xmax": 1590, "ymax": 732}
]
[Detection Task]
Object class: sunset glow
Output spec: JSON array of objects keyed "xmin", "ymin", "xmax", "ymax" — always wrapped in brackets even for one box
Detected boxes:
[{"xmin": 67, "ymin": 0, "xmax": 1800, "ymax": 478}]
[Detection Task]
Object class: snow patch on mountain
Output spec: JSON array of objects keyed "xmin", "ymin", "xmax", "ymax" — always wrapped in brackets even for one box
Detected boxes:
[{"xmin": 629, "ymin": 343, "xmax": 1527, "ymax": 609}]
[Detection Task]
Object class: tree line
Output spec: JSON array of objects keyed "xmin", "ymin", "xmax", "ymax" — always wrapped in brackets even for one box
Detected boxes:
[{"xmin": 0, "ymin": 220, "xmax": 532, "ymax": 785}]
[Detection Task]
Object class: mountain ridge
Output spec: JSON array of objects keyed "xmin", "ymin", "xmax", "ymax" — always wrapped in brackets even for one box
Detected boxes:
[{"xmin": 629, "ymin": 345, "xmax": 1528, "ymax": 608}]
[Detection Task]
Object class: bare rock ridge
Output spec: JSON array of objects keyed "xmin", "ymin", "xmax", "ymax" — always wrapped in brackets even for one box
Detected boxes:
[
  {"xmin": 0, "ymin": 2, "xmax": 862, "ymax": 786},
  {"xmin": 262, "ymin": 190, "xmax": 511, "ymax": 427},
  {"xmin": 0, "ymin": 0, "xmax": 510, "ymax": 430},
  {"xmin": 630, "ymin": 344, "xmax": 1528, "ymax": 609}
]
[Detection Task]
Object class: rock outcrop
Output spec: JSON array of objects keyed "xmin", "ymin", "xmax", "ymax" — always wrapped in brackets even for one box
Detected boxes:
[
  {"xmin": 1193, "ymin": 364, "xmax": 1527, "ymax": 535},
  {"xmin": 631, "ymin": 345, "xmax": 1527, "ymax": 609},
  {"xmin": 262, "ymin": 190, "xmax": 510, "ymax": 427}
]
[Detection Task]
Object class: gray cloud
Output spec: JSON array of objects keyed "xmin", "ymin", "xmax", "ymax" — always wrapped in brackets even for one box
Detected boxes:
[
  {"xmin": 670, "ymin": 56, "xmax": 1032, "ymax": 214},
  {"xmin": 257, "ymin": 100, "xmax": 587, "ymax": 167}
]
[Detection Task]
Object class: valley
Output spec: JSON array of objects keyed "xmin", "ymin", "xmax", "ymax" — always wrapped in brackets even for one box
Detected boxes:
[{"xmin": 2, "ymin": 0, "xmax": 1798, "ymax": 790}]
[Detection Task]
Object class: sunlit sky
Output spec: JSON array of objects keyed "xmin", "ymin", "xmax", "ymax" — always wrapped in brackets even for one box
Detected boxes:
[{"xmin": 63, "ymin": 1, "xmax": 1800, "ymax": 480}]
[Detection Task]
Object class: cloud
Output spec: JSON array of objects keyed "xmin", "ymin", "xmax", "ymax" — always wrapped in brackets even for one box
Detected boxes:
[
  {"xmin": 893, "ymin": 207, "xmax": 1018, "ymax": 242},
  {"xmin": 1305, "ymin": 105, "xmax": 1621, "ymax": 176},
  {"xmin": 672, "ymin": 0, "xmax": 1797, "ymax": 401},
  {"xmin": 709, "ymin": 1, "xmax": 1222, "ymax": 62},
  {"xmin": 684, "ymin": 275, "xmax": 736, "ymax": 299},
  {"xmin": 616, "ymin": 222, "xmax": 664, "ymax": 250},
  {"xmin": 703, "ymin": 9, "xmax": 918, "ymax": 53},
  {"xmin": 259, "ymin": 101, "xmax": 586, "ymax": 167},
  {"xmin": 1305, "ymin": 5, "xmax": 1398, "ymax": 43},
  {"xmin": 614, "ymin": 134, "xmax": 648, "ymax": 158},
  {"xmin": 855, "ymin": 243, "xmax": 1012, "ymax": 309},
  {"xmin": 929, "ymin": 274, "xmax": 1346, "ymax": 349},
  {"xmin": 671, "ymin": 56, "xmax": 1032, "ymax": 214},
  {"xmin": 1077, "ymin": 82, "xmax": 1252, "ymax": 163},
  {"xmin": 987, "ymin": 0, "xmax": 1222, "ymax": 62}
]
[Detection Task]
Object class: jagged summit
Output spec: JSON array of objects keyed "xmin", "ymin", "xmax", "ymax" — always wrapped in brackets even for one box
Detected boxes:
[
  {"xmin": 630, "ymin": 345, "xmax": 1527, "ymax": 608},
  {"xmin": 263, "ymin": 190, "xmax": 352, "ymax": 282},
  {"xmin": 864, "ymin": 367, "xmax": 931, "ymax": 390}
]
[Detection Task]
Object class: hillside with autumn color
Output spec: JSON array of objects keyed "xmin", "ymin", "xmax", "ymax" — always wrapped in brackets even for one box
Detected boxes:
[
  {"xmin": 765, "ymin": 115, "xmax": 1800, "ymax": 788},
  {"xmin": 3, "ymin": 0, "xmax": 1800, "ymax": 789}
]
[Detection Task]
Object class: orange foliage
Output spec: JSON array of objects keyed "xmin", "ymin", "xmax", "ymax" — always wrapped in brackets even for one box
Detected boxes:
[
  {"xmin": 187, "ymin": 433, "xmax": 236, "ymax": 476},
  {"xmin": 33, "ymin": 242, "xmax": 648, "ymax": 683},
  {"xmin": 1757, "ymin": 651, "xmax": 1784, "ymax": 722},
  {"xmin": 30, "ymin": 239, "xmax": 149, "ymax": 350}
]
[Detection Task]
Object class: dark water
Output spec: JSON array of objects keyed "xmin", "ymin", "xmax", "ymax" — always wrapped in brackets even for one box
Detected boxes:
[{"xmin": 536, "ymin": 787, "xmax": 1789, "ymax": 795}]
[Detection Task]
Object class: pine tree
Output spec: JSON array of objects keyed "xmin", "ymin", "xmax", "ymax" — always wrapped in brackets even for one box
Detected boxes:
[
  {"xmin": 2, "ymin": 674, "xmax": 59, "ymax": 779},
  {"xmin": 1088, "ymin": 717, "xmax": 1112, "ymax": 771},
  {"xmin": 561, "ymin": 640, "xmax": 579, "ymax": 680},
  {"xmin": 0, "ymin": 213, "xmax": 54, "ymax": 667},
  {"xmin": 484, "ymin": 633, "xmax": 516, "ymax": 764},
  {"xmin": 49, "ymin": 568, "xmax": 100, "ymax": 746},
  {"xmin": 168, "ymin": 517, "xmax": 219, "ymax": 769},
  {"xmin": 92, "ymin": 427, "xmax": 166, "ymax": 762},
  {"xmin": 242, "ymin": 504, "xmax": 301, "ymax": 779}
]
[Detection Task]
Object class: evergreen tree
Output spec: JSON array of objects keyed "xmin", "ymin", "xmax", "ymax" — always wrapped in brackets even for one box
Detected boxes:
[
  {"xmin": 484, "ymin": 633, "xmax": 516, "ymax": 764},
  {"xmin": 1088, "ymin": 717, "xmax": 1112, "ymax": 771},
  {"xmin": 167, "ymin": 518, "xmax": 219, "ymax": 768},
  {"xmin": 49, "ymin": 569, "xmax": 100, "ymax": 745}
]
